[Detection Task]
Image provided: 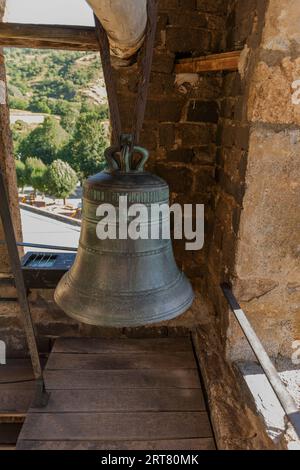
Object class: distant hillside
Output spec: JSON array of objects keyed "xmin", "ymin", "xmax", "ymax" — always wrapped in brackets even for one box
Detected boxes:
[
  {"xmin": 6, "ymin": 49, "xmax": 110, "ymax": 178},
  {"xmin": 5, "ymin": 48, "xmax": 107, "ymax": 116}
]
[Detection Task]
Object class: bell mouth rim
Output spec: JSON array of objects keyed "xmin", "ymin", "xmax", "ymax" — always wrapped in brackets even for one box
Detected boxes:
[
  {"xmin": 54, "ymin": 290, "xmax": 195, "ymax": 328},
  {"xmin": 54, "ymin": 269, "xmax": 195, "ymax": 328}
]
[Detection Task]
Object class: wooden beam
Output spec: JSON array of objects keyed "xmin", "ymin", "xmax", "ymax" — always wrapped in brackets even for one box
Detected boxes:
[
  {"xmin": 175, "ymin": 51, "xmax": 241, "ymax": 73},
  {"xmin": 0, "ymin": 22, "xmax": 98, "ymax": 51}
]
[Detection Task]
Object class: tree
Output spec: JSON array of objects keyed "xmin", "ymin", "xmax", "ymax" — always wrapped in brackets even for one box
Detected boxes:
[
  {"xmin": 80, "ymin": 101, "xmax": 109, "ymax": 120},
  {"xmin": 18, "ymin": 117, "xmax": 69, "ymax": 165},
  {"xmin": 11, "ymin": 120, "xmax": 31, "ymax": 156},
  {"xmin": 51, "ymin": 100, "xmax": 80, "ymax": 133},
  {"xmin": 24, "ymin": 157, "xmax": 47, "ymax": 195},
  {"xmin": 34, "ymin": 78, "xmax": 76, "ymax": 100},
  {"xmin": 62, "ymin": 112, "xmax": 108, "ymax": 180},
  {"xmin": 9, "ymin": 96, "xmax": 29, "ymax": 110},
  {"xmin": 15, "ymin": 160, "xmax": 26, "ymax": 191},
  {"xmin": 31, "ymin": 163, "xmax": 48, "ymax": 196},
  {"xmin": 46, "ymin": 159, "xmax": 78, "ymax": 204},
  {"xmin": 28, "ymin": 95, "xmax": 51, "ymax": 114}
]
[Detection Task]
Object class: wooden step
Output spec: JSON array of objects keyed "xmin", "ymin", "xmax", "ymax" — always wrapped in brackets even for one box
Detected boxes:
[
  {"xmin": 44, "ymin": 368, "xmax": 202, "ymax": 390},
  {"xmin": 46, "ymin": 351, "xmax": 196, "ymax": 370},
  {"xmin": 19, "ymin": 411, "xmax": 212, "ymax": 441},
  {"xmin": 17, "ymin": 337, "xmax": 216, "ymax": 450},
  {"xmin": 52, "ymin": 337, "xmax": 192, "ymax": 354},
  {"xmin": 30, "ymin": 388, "xmax": 205, "ymax": 413},
  {"xmin": 17, "ymin": 438, "xmax": 215, "ymax": 451}
]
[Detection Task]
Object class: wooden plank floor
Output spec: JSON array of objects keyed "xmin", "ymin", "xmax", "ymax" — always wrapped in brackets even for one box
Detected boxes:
[
  {"xmin": 17, "ymin": 337, "xmax": 216, "ymax": 450},
  {"xmin": 0, "ymin": 359, "xmax": 37, "ymax": 450}
]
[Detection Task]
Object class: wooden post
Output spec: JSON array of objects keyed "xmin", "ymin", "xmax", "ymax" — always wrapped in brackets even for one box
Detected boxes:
[{"xmin": 0, "ymin": 1, "xmax": 23, "ymax": 275}]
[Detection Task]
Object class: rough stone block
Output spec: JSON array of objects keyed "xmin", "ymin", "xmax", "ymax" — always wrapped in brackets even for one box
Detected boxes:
[
  {"xmin": 215, "ymin": 167, "xmax": 245, "ymax": 204},
  {"xmin": 177, "ymin": 122, "xmax": 213, "ymax": 146},
  {"xmin": 167, "ymin": 148, "xmax": 194, "ymax": 163},
  {"xmin": 187, "ymin": 100, "xmax": 219, "ymax": 123},
  {"xmin": 223, "ymin": 72, "xmax": 242, "ymax": 97},
  {"xmin": 166, "ymin": 26, "xmax": 211, "ymax": 54},
  {"xmin": 159, "ymin": 0, "xmax": 179, "ymax": 10},
  {"xmin": 149, "ymin": 72, "xmax": 175, "ymax": 97},
  {"xmin": 220, "ymin": 97, "xmax": 236, "ymax": 119},
  {"xmin": 262, "ymin": 0, "xmax": 300, "ymax": 54},
  {"xmin": 159, "ymin": 123, "xmax": 175, "ymax": 148},
  {"xmin": 140, "ymin": 128, "xmax": 158, "ymax": 151},
  {"xmin": 237, "ymin": 127, "xmax": 300, "ymax": 277},
  {"xmin": 187, "ymin": 75, "xmax": 223, "ymax": 101},
  {"xmin": 145, "ymin": 99, "xmax": 183, "ymax": 122},
  {"xmin": 193, "ymin": 146, "xmax": 215, "ymax": 164},
  {"xmin": 194, "ymin": 167, "xmax": 215, "ymax": 192},
  {"xmin": 196, "ymin": 0, "xmax": 228, "ymax": 15},
  {"xmin": 205, "ymin": 13, "xmax": 226, "ymax": 31},
  {"xmin": 179, "ymin": 0, "xmax": 196, "ymax": 9},
  {"xmin": 168, "ymin": 11, "xmax": 207, "ymax": 29},
  {"xmin": 155, "ymin": 163, "xmax": 193, "ymax": 193},
  {"xmin": 248, "ymin": 57, "xmax": 300, "ymax": 125}
]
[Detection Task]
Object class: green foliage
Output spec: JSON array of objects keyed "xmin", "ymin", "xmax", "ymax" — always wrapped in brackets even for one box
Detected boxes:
[
  {"xmin": 24, "ymin": 157, "xmax": 47, "ymax": 193},
  {"xmin": 9, "ymin": 96, "xmax": 29, "ymax": 110},
  {"xmin": 80, "ymin": 101, "xmax": 109, "ymax": 120},
  {"xmin": 9, "ymin": 83, "xmax": 25, "ymax": 99},
  {"xmin": 5, "ymin": 49, "xmax": 109, "ymax": 182},
  {"xmin": 6, "ymin": 49, "xmax": 43, "ymax": 82},
  {"xmin": 11, "ymin": 120, "xmax": 31, "ymax": 155},
  {"xmin": 15, "ymin": 160, "xmax": 26, "ymax": 189},
  {"xmin": 28, "ymin": 96, "xmax": 51, "ymax": 114},
  {"xmin": 62, "ymin": 112, "xmax": 108, "ymax": 179},
  {"xmin": 5, "ymin": 49, "xmax": 101, "ymax": 112},
  {"xmin": 31, "ymin": 164, "xmax": 47, "ymax": 194},
  {"xmin": 46, "ymin": 159, "xmax": 78, "ymax": 201},
  {"xmin": 50, "ymin": 100, "xmax": 81, "ymax": 133},
  {"xmin": 34, "ymin": 78, "xmax": 76, "ymax": 100},
  {"xmin": 19, "ymin": 117, "xmax": 69, "ymax": 165}
]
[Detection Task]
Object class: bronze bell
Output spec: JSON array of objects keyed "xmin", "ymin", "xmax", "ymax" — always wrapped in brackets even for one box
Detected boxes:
[{"xmin": 54, "ymin": 136, "xmax": 194, "ymax": 327}]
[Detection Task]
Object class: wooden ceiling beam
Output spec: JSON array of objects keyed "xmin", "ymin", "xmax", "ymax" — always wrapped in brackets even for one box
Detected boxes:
[{"xmin": 0, "ymin": 22, "xmax": 99, "ymax": 51}]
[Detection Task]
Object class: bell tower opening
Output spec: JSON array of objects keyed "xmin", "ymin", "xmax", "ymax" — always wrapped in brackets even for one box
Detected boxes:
[{"xmin": 4, "ymin": 1, "xmax": 110, "ymax": 249}]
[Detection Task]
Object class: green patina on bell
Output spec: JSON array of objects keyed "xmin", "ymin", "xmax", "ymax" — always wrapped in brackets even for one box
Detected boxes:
[{"xmin": 54, "ymin": 135, "xmax": 194, "ymax": 327}]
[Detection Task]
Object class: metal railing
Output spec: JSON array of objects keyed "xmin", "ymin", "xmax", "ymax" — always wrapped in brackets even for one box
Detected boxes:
[{"xmin": 221, "ymin": 283, "xmax": 300, "ymax": 440}]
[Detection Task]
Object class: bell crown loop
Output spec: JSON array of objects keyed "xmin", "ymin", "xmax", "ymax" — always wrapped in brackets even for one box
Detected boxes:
[{"xmin": 105, "ymin": 134, "xmax": 149, "ymax": 173}]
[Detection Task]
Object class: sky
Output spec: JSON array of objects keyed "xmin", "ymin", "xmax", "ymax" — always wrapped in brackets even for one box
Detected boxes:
[{"xmin": 5, "ymin": 0, "xmax": 94, "ymax": 26}]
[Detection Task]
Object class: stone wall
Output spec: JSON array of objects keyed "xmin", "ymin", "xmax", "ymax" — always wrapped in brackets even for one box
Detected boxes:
[
  {"xmin": 227, "ymin": 0, "xmax": 300, "ymax": 360},
  {"xmin": 206, "ymin": 0, "xmax": 269, "ymax": 347},
  {"xmin": 205, "ymin": 0, "xmax": 299, "ymax": 362}
]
